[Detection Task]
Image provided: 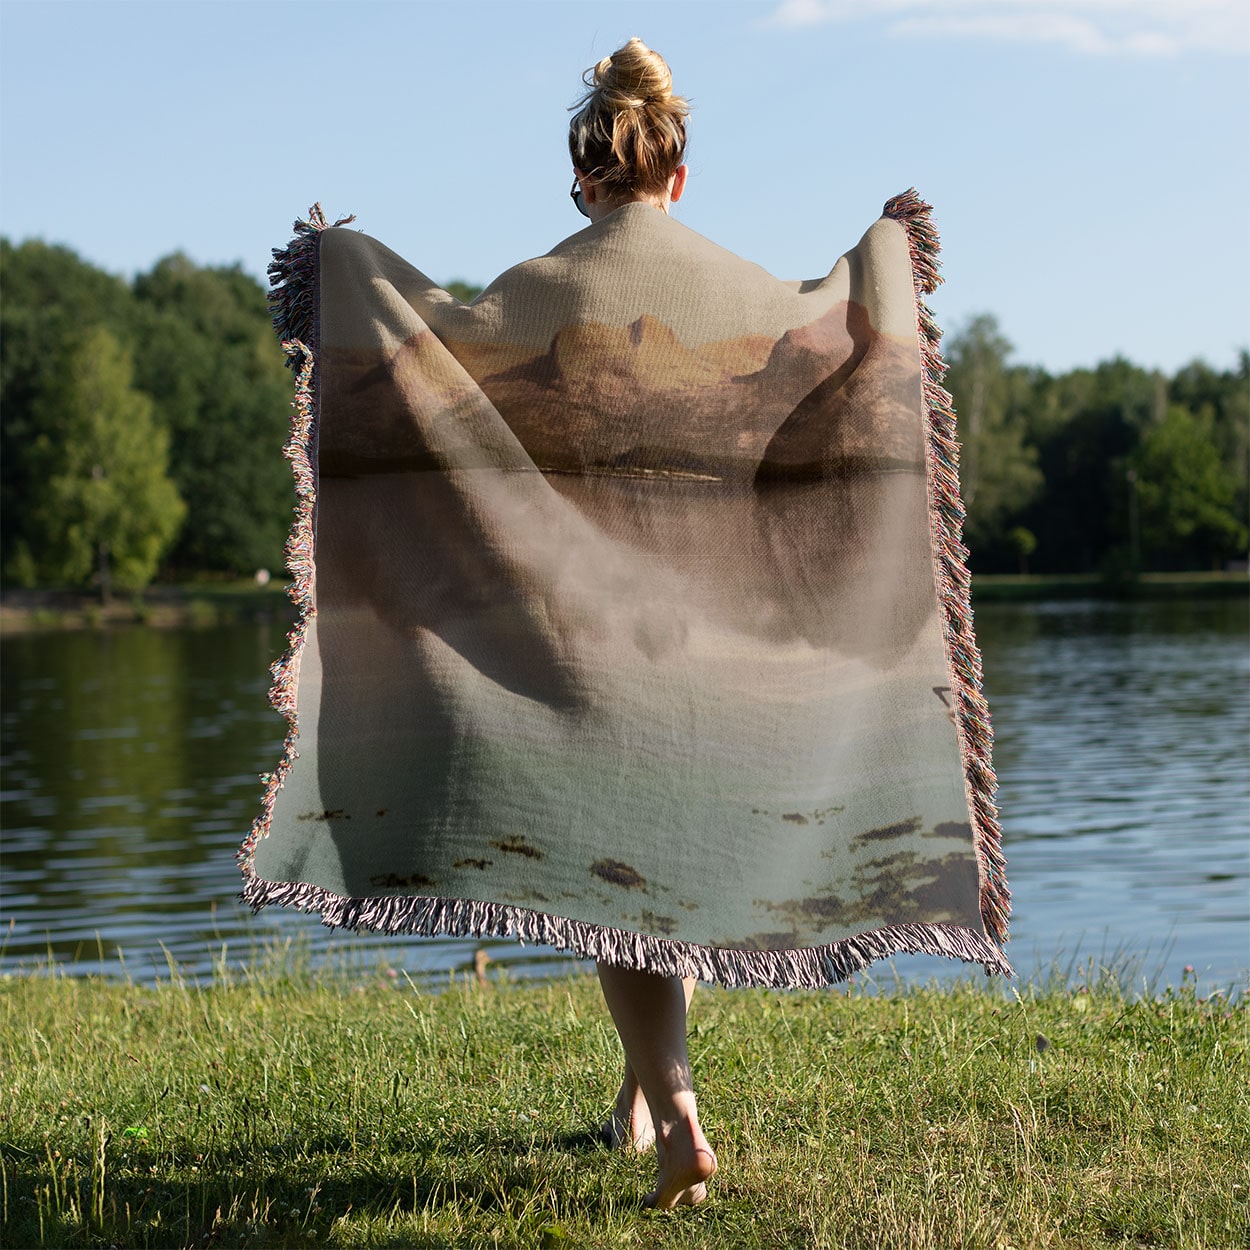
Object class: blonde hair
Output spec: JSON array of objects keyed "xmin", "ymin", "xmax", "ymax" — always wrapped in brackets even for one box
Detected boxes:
[{"xmin": 568, "ymin": 38, "xmax": 689, "ymax": 197}]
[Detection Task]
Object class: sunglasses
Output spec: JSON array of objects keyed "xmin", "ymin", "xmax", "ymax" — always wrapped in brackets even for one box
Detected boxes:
[{"xmin": 570, "ymin": 177, "xmax": 589, "ymax": 219}]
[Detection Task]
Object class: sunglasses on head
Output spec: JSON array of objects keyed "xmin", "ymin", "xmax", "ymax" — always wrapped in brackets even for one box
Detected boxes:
[{"xmin": 570, "ymin": 177, "xmax": 589, "ymax": 219}]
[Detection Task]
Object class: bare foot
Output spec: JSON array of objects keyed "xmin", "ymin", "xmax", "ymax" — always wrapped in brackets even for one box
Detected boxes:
[
  {"xmin": 644, "ymin": 1118, "xmax": 717, "ymax": 1209},
  {"xmin": 601, "ymin": 1076, "xmax": 655, "ymax": 1151}
]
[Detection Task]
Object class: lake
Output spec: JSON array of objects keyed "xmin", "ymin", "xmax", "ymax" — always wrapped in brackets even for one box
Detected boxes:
[{"xmin": 2, "ymin": 597, "xmax": 1247, "ymax": 993}]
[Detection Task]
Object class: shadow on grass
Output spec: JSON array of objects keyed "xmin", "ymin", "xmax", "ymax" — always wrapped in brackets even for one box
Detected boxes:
[{"xmin": 6, "ymin": 1123, "xmax": 632, "ymax": 1249}]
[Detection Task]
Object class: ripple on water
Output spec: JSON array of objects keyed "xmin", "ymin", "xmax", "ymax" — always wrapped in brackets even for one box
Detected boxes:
[{"xmin": 1, "ymin": 604, "xmax": 1246, "ymax": 989}]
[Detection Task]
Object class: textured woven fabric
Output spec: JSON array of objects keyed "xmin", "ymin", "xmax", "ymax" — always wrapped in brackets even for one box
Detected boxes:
[{"xmin": 239, "ymin": 194, "xmax": 1011, "ymax": 987}]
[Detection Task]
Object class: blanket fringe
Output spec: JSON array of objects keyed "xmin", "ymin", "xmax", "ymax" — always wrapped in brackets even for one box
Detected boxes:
[
  {"xmin": 241, "ymin": 873, "xmax": 1013, "ymax": 987},
  {"xmin": 265, "ymin": 203, "xmax": 356, "ymax": 363},
  {"xmin": 238, "ymin": 205, "xmax": 349, "ymax": 877},
  {"xmin": 883, "ymin": 189, "xmax": 1010, "ymax": 947}
]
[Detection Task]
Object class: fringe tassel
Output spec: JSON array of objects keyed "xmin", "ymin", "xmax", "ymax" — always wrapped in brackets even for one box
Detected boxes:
[
  {"xmin": 241, "ymin": 873, "xmax": 1014, "ymax": 987},
  {"xmin": 883, "ymin": 189, "xmax": 1011, "ymax": 948},
  {"xmin": 238, "ymin": 206, "xmax": 349, "ymax": 878},
  {"xmin": 265, "ymin": 204, "xmax": 356, "ymax": 365}
]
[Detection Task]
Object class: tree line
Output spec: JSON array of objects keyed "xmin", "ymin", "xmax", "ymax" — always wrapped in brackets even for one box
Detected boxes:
[
  {"xmin": 1, "ymin": 238, "xmax": 1246, "ymax": 595},
  {"xmin": 2, "ymin": 240, "xmax": 295, "ymax": 596},
  {"xmin": 945, "ymin": 315, "xmax": 1247, "ymax": 576}
]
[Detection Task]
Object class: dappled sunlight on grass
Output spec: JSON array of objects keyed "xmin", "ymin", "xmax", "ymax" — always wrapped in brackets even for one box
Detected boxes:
[{"xmin": 2, "ymin": 958, "xmax": 1246, "ymax": 1248}]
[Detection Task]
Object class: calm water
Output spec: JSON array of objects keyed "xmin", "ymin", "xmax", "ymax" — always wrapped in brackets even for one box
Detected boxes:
[{"xmin": 2, "ymin": 598, "xmax": 1247, "ymax": 991}]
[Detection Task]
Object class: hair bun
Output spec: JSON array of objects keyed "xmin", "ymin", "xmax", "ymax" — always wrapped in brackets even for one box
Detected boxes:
[
  {"xmin": 569, "ymin": 38, "xmax": 689, "ymax": 197},
  {"xmin": 593, "ymin": 37, "xmax": 674, "ymax": 110}
]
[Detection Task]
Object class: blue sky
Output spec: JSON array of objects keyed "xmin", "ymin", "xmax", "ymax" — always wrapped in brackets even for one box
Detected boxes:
[{"xmin": 2, "ymin": 0, "xmax": 1247, "ymax": 374}]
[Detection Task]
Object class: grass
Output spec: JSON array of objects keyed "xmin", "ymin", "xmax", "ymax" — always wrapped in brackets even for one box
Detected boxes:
[
  {"xmin": 1, "ymin": 959, "xmax": 1246, "ymax": 1249},
  {"xmin": 971, "ymin": 571, "xmax": 1248, "ymax": 602},
  {"xmin": 2, "ymin": 571, "xmax": 1245, "ymax": 634},
  {"xmin": 0, "ymin": 580, "xmax": 293, "ymax": 634}
]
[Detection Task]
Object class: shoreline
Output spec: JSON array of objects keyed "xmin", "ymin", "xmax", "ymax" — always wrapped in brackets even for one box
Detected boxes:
[
  {"xmin": 1, "ymin": 571, "xmax": 1245, "ymax": 635},
  {"xmin": 970, "ymin": 569, "xmax": 1249, "ymax": 602},
  {"xmin": 0, "ymin": 581, "xmax": 294, "ymax": 634}
]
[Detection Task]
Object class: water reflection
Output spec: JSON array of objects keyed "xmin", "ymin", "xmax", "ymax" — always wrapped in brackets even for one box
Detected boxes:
[{"xmin": 2, "ymin": 597, "xmax": 1246, "ymax": 990}]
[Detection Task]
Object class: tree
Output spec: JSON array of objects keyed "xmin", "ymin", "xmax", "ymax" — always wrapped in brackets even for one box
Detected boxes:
[
  {"xmin": 16, "ymin": 327, "xmax": 185, "ymax": 596},
  {"xmin": 131, "ymin": 256, "xmax": 293, "ymax": 574},
  {"xmin": 1007, "ymin": 526, "xmax": 1037, "ymax": 575},
  {"xmin": 1, "ymin": 239, "xmax": 138, "ymax": 579},
  {"xmin": 444, "ymin": 279, "xmax": 483, "ymax": 303},
  {"xmin": 943, "ymin": 315, "xmax": 1043, "ymax": 559},
  {"xmin": 1169, "ymin": 353, "xmax": 1250, "ymax": 539},
  {"xmin": 1019, "ymin": 357, "xmax": 1160, "ymax": 574},
  {"xmin": 1132, "ymin": 405, "xmax": 1247, "ymax": 569}
]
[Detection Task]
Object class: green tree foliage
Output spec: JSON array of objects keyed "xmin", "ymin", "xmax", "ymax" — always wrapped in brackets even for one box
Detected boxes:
[
  {"xmin": 943, "ymin": 319, "xmax": 1248, "ymax": 575},
  {"xmin": 14, "ymin": 327, "xmax": 185, "ymax": 595},
  {"xmin": 1132, "ymin": 406, "xmax": 1247, "ymax": 569},
  {"xmin": 943, "ymin": 316, "xmax": 1043, "ymax": 553},
  {"xmin": 132, "ymin": 255, "xmax": 293, "ymax": 574},
  {"xmin": 1023, "ymin": 359, "xmax": 1160, "ymax": 573},
  {"xmin": 1007, "ymin": 526, "xmax": 1037, "ymax": 575},
  {"xmin": 2, "ymin": 240, "xmax": 293, "ymax": 584},
  {"xmin": 1, "ymin": 239, "xmax": 137, "ymax": 577},
  {"xmin": 1168, "ymin": 352, "xmax": 1250, "ymax": 532},
  {"xmin": 445, "ymin": 279, "xmax": 484, "ymax": 304}
]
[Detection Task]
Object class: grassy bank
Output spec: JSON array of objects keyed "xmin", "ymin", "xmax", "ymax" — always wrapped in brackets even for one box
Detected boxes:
[
  {"xmin": 0, "ymin": 581, "xmax": 294, "ymax": 634},
  {"xmin": 970, "ymin": 571, "xmax": 1249, "ymax": 602},
  {"xmin": 2, "ymin": 571, "xmax": 1245, "ymax": 634},
  {"xmin": 2, "ymin": 965, "xmax": 1245, "ymax": 1249}
]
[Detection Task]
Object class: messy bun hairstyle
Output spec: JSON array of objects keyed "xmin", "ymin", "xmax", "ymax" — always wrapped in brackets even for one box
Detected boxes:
[{"xmin": 568, "ymin": 38, "xmax": 689, "ymax": 198}]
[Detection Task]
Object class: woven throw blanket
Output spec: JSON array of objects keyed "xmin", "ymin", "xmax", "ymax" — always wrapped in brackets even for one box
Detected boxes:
[{"xmin": 239, "ymin": 191, "xmax": 1011, "ymax": 987}]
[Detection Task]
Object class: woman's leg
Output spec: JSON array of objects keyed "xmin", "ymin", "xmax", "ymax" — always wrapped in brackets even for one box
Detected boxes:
[
  {"xmin": 595, "ymin": 963, "xmax": 717, "ymax": 1208},
  {"xmin": 602, "ymin": 976, "xmax": 696, "ymax": 1151}
]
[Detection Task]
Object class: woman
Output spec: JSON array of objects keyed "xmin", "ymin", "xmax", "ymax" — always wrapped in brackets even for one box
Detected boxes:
[
  {"xmin": 245, "ymin": 36, "xmax": 1009, "ymax": 1216},
  {"xmin": 566, "ymin": 37, "xmax": 716, "ymax": 1211}
]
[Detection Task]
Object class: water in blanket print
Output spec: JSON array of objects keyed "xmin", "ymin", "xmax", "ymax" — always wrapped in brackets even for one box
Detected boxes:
[{"xmin": 1, "ymin": 596, "xmax": 1246, "ymax": 994}]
